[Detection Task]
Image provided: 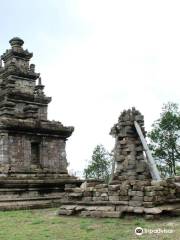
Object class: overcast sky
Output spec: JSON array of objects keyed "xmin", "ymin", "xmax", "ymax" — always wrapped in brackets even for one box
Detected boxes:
[{"xmin": 0, "ymin": 0, "xmax": 180, "ymax": 176}]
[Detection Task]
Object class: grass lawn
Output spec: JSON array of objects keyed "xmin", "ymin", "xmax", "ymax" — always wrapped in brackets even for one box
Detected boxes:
[{"xmin": 0, "ymin": 208, "xmax": 179, "ymax": 240}]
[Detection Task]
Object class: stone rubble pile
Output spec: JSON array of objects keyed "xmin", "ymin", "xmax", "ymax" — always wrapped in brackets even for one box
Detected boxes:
[{"xmin": 58, "ymin": 108, "xmax": 180, "ymax": 218}]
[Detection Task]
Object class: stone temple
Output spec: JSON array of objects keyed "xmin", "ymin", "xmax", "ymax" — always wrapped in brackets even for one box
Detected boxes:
[
  {"xmin": 0, "ymin": 37, "xmax": 81, "ymax": 209},
  {"xmin": 0, "ymin": 37, "xmax": 180, "ymax": 216}
]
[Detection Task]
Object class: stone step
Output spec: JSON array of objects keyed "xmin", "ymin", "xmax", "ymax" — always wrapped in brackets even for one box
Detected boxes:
[
  {"xmin": 0, "ymin": 179, "xmax": 82, "ymax": 184},
  {"xmin": 0, "ymin": 195, "xmax": 64, "ymax": 203},
  {"xmin": 0, "ymin": 198, "xmax": 63, "ymax": 210},
  {"xmin": 0, "ymin": 187, "xmax": 64, "ymax": 192}
]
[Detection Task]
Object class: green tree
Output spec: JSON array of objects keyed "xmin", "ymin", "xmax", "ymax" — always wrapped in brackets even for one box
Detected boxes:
[
  {"xmin": 84, "ymin": 144, "xmax": 112, "ymax": 183},
  {"xmin": 148, "ymin": 102, "xmax": 180, "ymax": 177}
]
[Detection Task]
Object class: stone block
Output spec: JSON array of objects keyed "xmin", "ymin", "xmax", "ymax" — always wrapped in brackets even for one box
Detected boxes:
[
  {"xmin": 131, "ymin": 196, "xmax": 143, "ymax": 201},
  {"xmin": 109, "ymin": 196, "xmax": 119, "ymax": 201},
  {"xmin": 101, "ymin": 193, "xmax": 108, "ymax": 197},
  {"xmin": 95, "ymin": 184, "xmax": 108, "ymax": 189},
  {"xmin": 136, "ymin": 155, "xmax": 144, "ymax": 160},
  {"xmin": 64, "ymin": 188, "xmax": 74, "ymax": 192},
  {"xmin": 90, "ymin": 211, "xmax": 103, "ymax": 218},
  {"xmin": 145, "ymin": 186, "xmax": 157, "ymax": 191},
  {"xmin": 86, "ymin": 187, "xmax": 94, "ymax": 191},
  {"xmin": 108, "ymin": 190, "xmax": 120, "ymax": 196},
  {"xmin": 86, "ymin": 206, "xmax": 97, "ymax": 211},
  {"xmin": 129, "ymin": 201, "xmax": 142, "ymax": 207},
  {"xmin": 75, "ymin": 206, "xmax": 86, "ymax": 211},
  {"xmin": 115, "ymin": 206, "xmax": 128, "ymax": 212},
  {"xmin": 92, "ymin": 197, "xmax": 101, "ymax": 201},
  {"xmin": 144, "ymin": 196, "xmax": 154, "ymax": 202},
  {"xmin": 63, "ymin": 205, "xmax": 76, "ymax": 210},
  {"xmin": 96, "ymin": 206, "xmax": 115, "ymax": 211},
  {"xmin": 108, "ymin": 185, "xmax": 120, "ymax": 191},
  {"xmin": 133, "ymin": 207, "xmax": 144, "ymax": 213},
  {"xmin": 136, "ymin": 191, "xmax": 144, "ymax": 197},
  {"xmin": 95, "ymin": 188, "xmax": 108, "ymax": 193},
  {"xmin": 119, "ymin": 196, "xmax": 129, "ymax": 201},
  {"xmin": 117, "ymin": 155, "xmax": 125, "ymax": 161},
  {"xmin": 143, "ymin": 202, "xmax": 154, "ymax": 208},
  {"xmin": 155, "ymin": 191, "xmax": 165, "ymax": 196},
  {"xmin": 58, "ymin": 209, "xmax": 74, "ymax": 215},
  {"xmin": 72, "ymin": 188, "xmax": 84, "ymax": 193},
  {"xmin": 144, "ymin": 207, "xmax": 162, "ymax": 215},
  {"xmin": 144, "ymin": 191, "xmax": 155, "ymax": 197},
  {"xmin": 80, "ymin": 211, "xmax": 91, "ymax": 217},
  {"xmin": 101, "ymin": 193, "xmax": 109, "ymax": 201},
  {"xmin": 65, "ymin": 184, "xmax": 77, "ymax": 189},
  {"xmin": 127, "ymin": 155, "xmax": 136, "ymax": 161},
  {"xmin": 175, "ymin": 176, "xmax": 180, "ymax": 182},
  {"xmin": 135, "ymin": 146, "xmax": 143, "ymax": 151},
  {"xmin": 94, "ymin": 192, "xmax": 101, "ymax": 197},
  {"xmin": 136, "ymin": 164, "xmax": 146, "ymax": 173},
  {"xmin": 127, "ymin": 164, "xmax": 135, "ymax": 170},
  {"xmin": 83, "ymin": 191, "xmax": 92, "ymax": 197},
  {"xmin": 137, "ymin": 175, "xmax": 147, "ymax": 180},
  {"xmin": 135, "ymin": 115, "xmax": 144, "ymax": 121},
  {"xmin": 101, "ymin": 211, "xmax": 121, "ymax": 218},
  {"xmin": 120, "ymin": 139, "xmax": 127, "ymax": 145},
  {"xmin": 119, "ymin": 190, "xmax": 128, "ymax": 196},
  {"xmin": 118, "ymin": 201, "xmax": 129, "ymax": 205},
  {"xmin": 118, "ymin": 176, "xmax": 128, "ymax": 181},
  {"xmin": 126, "ymin": 144, "xmax": 135, "ymax": 151},
  {"xmin": 126, "ymin": 206, "xmax": 134, "ymax": 212},
  {"xmin": 82, "ymin": 197, "xmax": 92, "ymax": 202},
  {"xmin": 128, "ymin": 190, "xmax": 136, "ymax": 196},
  {"xmin": 69, "ymin": 192, "xmax": 83, "ymax": 197},
  {"xmin": 128, "ymin": 176, "xmax": 137, "ymax": 180}
]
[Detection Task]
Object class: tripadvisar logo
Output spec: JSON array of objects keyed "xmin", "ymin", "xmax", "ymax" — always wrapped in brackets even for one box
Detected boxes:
[{"xmin": 135, "ymin": 227, "xmax": 144, "ymax": 236}]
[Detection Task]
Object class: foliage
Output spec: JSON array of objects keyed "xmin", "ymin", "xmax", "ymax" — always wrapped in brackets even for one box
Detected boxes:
[
  {"xmin": 83, "ymin": 144, "xmax": 112, "ymax": 183},
  {"xmin": 148, "ymin": 102, "xmax": 180, "ymax": 177}
]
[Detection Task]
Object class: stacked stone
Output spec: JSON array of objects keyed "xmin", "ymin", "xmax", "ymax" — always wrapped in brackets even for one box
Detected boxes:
[
  {"xmin": 59, "ymin": 178, "xmax": 179, "ymax": 218},
  {"xmin": 64, "ymin": 184, "xmax": 83, "ymax": 202},
  {"xmin": 58, "ymin": 108, "xmax": 180, "ymax": 218},
  {"xmin": 110, "ymin": 108, "xmax": 151, "ymax": 181},
  {"xmin": 93, "ymin": 184, "xmax": 109, "ymax": 201}
]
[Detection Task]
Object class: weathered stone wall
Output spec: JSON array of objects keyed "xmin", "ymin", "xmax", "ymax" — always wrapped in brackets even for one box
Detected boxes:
[
  {"xmin": 8, "ymin": 135, "xmax": 30, "ymax": 171},
  {"xmin": 0, "ymin": 133, "xmax": 68, "ymax": 173},
  {"xmin": 40, "ymin": 137, "xmax": 68, "ymax": 173}
]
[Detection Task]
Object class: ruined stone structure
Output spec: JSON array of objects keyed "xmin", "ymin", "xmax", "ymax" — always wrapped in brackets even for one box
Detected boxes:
[
  {"xmin": 110, "ymin": 108, "xmax": 151, "ymax": 181},
  {"xmin": 58, "ymin": 108, "xmax": 180, "ymax": 219},
  {"xmin": 0, "ymin": 38, "xmax": 81, "ymax": 209}
]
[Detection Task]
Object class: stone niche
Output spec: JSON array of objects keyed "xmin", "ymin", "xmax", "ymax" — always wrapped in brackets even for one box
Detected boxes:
[{"xmin": 0, "ymin": 37, "xmax": 82, "ymax": 209}]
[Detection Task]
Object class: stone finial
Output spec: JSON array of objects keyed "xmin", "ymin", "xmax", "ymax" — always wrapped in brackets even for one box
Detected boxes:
[{"xmin": 9, "ymin": 37, "xmax": 24, "ymax": 48}]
